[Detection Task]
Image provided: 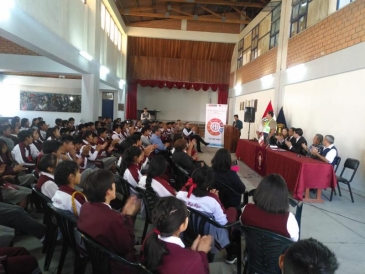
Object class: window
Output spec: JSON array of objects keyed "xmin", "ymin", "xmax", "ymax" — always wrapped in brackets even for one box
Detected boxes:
[
  {"xmin": 337, "ymin": 0, "xmax": 355, "ymax": 10},
  {"xmin": 237, "ymin": 39, "xmax": 244, "ymax": 69},
  {"xmin": 290, "ymin": 0, "xmax": 309, "ymax": 37},
  {"xmin": 101, "ymin": 2, "xmax": 122, "ymax": 51},
  {"xmin": 270, "ymin": 3, "xmax": 281, "ymax": 49},
  {"xmin": 251, "ymin": 25, "xmax": 259, "ymax": 61}
]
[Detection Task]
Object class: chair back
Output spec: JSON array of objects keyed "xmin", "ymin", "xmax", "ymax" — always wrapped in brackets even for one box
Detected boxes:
[
  {"xmin": 288, "ymin": 197, "xmax": 303, "ymax": 239},
  {"xmin": 214, "ymin": 180, "xmax": 245, "ymax": 208},
  {"xmin": 138, "ymin": 187, "xmax": 160, "ymax": 223},
  {"xmin": 340, "ymin": 158, "xmax": 360, "ymax": 183},
  {"xmin": 47, "ymin": 203, "xmax": 78, "ymax": 250},
  {"xmin": 334, "ymin": 156, "xmax": 341, "ymax": 173},
  {"xmin": 170, "ymin": 159, "xmax": 190, "ymax": 189},
  {"xmin": 31, "ymin": 184, "xmax": 52, "ymax": 224},
  {"xmin": 75, "ymin": 229, "xmax": 152, "ymax": 274},
  {"xmin": 241, "ymin": 225, "xmax": 293, "ymax": 274},
  {"xmin": 118, "ymin": 177, "xmax": 131, "ymax": 205}
]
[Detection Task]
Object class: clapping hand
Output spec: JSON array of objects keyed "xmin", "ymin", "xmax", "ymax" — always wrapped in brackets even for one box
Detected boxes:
[
  {"xmin": 311, "ymin": 147, "xmax": 319, "ymax": 156},
  {"xmin": 285, "ymin": 140, "xmax": 291, "ymax": 148},
  {"xmin": 121, "ymin": 196, "xmax": 141, "ymax": 216}
]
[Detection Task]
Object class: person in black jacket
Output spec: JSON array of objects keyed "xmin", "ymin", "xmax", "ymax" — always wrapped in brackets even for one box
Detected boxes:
[
  {"xmin": 171, "ymin": 139, "xmax": 203, "ymax": 174},
  {"xmin": 211, "ymin": 148, "xmax": 246, "ymax": 209},
  {"xmin": 285, "ymin": 128, "xmax": 307, "ymax": 155}
]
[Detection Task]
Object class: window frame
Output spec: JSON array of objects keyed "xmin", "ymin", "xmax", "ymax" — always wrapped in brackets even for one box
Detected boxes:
[
  {"xmin": 290, "ymin": 0, "xmax": 310, "ymax": 38},
  {"xmin": 270, "ymin": 3, "xmax": 281, "ymax": 49},
  {"xmin": 251, "ymin": 25, "xmax": 259, "ymax": 61},
  {"xmin": 337, "ymin": 0, "xmax": 354, "ymax": 10},
  {"xmin": 237, "ymin": 39, "xmax": 244, "ymax": 69}
]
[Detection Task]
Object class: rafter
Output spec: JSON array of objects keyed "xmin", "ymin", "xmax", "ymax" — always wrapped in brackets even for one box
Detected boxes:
[
  {"xmin": 199, "ymin": 5, "xmax": 222, "ymax": 19},
  {"xmin": 170, "ymin": 7, "xmax": 194, "ymax": 17},
  {"xmin": 155, "ymin": 0, "xmax": 265, "ymax": 8},
  {"xmin": 120, "ymin": 10, "xmax": 250, "ymax": 24},
  {"xmin": 230, "ymin": 5, "xmax": 252, "ymax": 21}
]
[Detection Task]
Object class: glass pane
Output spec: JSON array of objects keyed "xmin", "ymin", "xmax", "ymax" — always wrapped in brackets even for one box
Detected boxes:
[
  {"xmin": 338, "ymin": 0, "xmax": 352, "ymax": 9},
  {"xmin": 299, "ymin": 0, "xmax": 307, "ymax": 15},
  {"xmin": 272, "ymin": 4, "xmax": 281, "ymax": 22},
  {"xmin": 292, "ymin": 4, "xmax": 299, "ymax": 20},
  {"xmin": 299, "ymin": 15, "xmax": 306, "ymax": 32},
  {"xmin": 291, "ymin": 21, "xmax": 298, "ymax": 37},
  {"xmin": 275, "ymin": 19, "xmax": 280, "ymax": 32},
  {"xmin": 270, "ymin": 37, "xmax": 275, "ymax": 49}
]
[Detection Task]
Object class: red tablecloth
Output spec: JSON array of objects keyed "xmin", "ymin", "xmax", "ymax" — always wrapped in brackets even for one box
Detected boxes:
[{"xmin": 236, "ymin": 139, "xmax": 337, "ymax": 200}]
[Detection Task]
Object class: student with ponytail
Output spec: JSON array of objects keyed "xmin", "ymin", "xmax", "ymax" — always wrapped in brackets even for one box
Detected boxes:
[
  {"xmin": 119, "ymin": 146, "xmax": 144, "ymax": 192},
  {"xmin": 138, "ymin": 155, "xmax": 176, "ymax": 197},
  {"xmin": 176, "ymin": 167, "xmax": 239, "ymax": 264},
  {"xmin": 142, "ymin": 197, "xmax": 214, "ymax": 274}
]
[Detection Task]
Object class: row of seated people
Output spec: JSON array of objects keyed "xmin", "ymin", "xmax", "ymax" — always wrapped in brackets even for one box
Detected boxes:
[{"xmin": 270, "ymin": 127, "xmax": 338, "ymax": 167}]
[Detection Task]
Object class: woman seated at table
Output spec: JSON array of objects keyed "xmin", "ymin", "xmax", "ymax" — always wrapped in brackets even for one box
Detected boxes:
[
  {"xmin": 275, "ymin": 127, "xmax": 289, "ymax": 148},
  {"xmin": 240, "ymin": 174, "xmax": 299, "ymax": 241},
  {"xmin": 211, "ymin": 148, "xmax": 246, "ymax": 209}
]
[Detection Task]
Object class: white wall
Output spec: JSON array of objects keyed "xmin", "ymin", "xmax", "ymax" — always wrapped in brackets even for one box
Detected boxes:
[
  {"xmin": 234, "ymin": 89, "xmax": 275, "ymax": 139},
  {"xmin": 137, "ymin": 86, "xmax": 218, "ymax": 122},
  {"xmin": 0, "ymin": 76, "xmax": 82, "ymax": 124},
  {"xmin": 284, "ymin": 69, "xmax": 365, "ymax": 191}
]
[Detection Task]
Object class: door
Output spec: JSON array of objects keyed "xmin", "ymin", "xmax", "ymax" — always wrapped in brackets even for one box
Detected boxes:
[{"xmin": 102, "ymin": 92, "xmax": 114, "ymax": 119}]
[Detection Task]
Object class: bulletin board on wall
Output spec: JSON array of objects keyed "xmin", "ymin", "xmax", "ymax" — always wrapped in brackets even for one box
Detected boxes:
[{"xmin": 20, "ymin": 91, "xmax": 81, "ymax": 113}]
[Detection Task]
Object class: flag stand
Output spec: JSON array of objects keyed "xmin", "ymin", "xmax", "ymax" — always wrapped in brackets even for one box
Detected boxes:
[{"xmin": 247, "ymin": 122, "xmax": 251, "ymax": 139}]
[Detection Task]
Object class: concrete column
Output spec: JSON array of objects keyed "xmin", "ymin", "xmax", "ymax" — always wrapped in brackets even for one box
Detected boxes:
[
  {"xmin": 81, "ymin": 69, "xmax": 101, "ymax": 121},
  {"xmin": 273, "ymin": 0, "xmax": 292, "ymax": 111}
]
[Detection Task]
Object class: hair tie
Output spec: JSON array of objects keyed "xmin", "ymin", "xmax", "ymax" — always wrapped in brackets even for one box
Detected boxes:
[
  {"xmin": 185, "ymin": 178, "xmax": 197, "ymax": 198},
  {"xmin": 153, "ymin": 228, "xmax": 161, "ymax": 235}
]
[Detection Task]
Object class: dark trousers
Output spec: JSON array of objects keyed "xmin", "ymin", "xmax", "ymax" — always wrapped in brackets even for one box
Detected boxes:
[
  {"xmin": 0, "ymin": 247, "xmax": 40, "ymax": 274},
  {"xmin": 191, "ymin": 134, "xmax": 207, "ymax": 151},
  {"xmin": 0, "ymin": 202, "xmax": 46, "ymax": 239}
]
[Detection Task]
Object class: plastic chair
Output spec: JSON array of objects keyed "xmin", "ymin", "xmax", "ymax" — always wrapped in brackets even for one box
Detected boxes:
[
  {"xmin": 47, "ymin": 203, "xmax": 88, "ymax": 274},
  {"xmin": 329, "ymin": 156, "xmax": 342, "ymax": 199},
  {"xmin": 214, "ymin": 180, "xmax": 246, "ymax": 209},
  {"xmin": 334, "ymin": 158, "xmax": 360, "ymax": 203},
  {"xmin": 138, "ymin": 187, "xmax": 160, "ymax": 242},
  {"xmin": 75, "ymin": 228, "xmax": 152, "ymax": 274},
  {"xmin": 31, "ymin": 185, "xmax": 58, "ymax": 270},
  {"xmin": 170, "ymin": 158, "xmax": 190, "ymax": 190},
  {"xmin": 240, "ymin": 225, "xmax": 294, "ymax": 274}
]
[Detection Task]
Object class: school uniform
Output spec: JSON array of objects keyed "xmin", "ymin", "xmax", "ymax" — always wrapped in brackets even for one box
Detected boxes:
[
  {"xmin": 138, "ymin": 176, "xmax": 176, "ymax": 197},
  {"xmin": 29, "ymin": 143, "xmax": 40, "ymax": 160},
  {"xmin": 80, "ymin": 140, "xmax": 115, "ymax": 170},
  {"xmin": 176, "ymin": 190, "xmax": 230, "ymax": 253},
  {"xmin": 156, "ymin": 236, "xmax": 209, "ymax": 274},
  {"xmin": 240, "ymin": 203, "xmax": 299, "ymax": 242},
  {"xmin": 35, "ymin": 172, "xmax": 57, "ymax": 199},
  {"xmin": 123, "ymin": 164, "xmax": 142, "ymax": 195},
  {"xmin": 11, "ymin": 143, "xmax": 36, "ymax": 167},
  {"xmin": 111, "ymin": 131, "xmax": 124, "ymax": 144},
  {"xmin": 38, "ymin": 130, "xmax": 47, "ymax": 142},
  {"xmin": 77, "ymin": 202, "xmax": 139, "ymax": 274},
  {"xmin": 52, "ymin": 185, "xmax": 86, "ymax": 216},
  {"xmin": 33, "ymin": 140, "xmax": 43, "ymax": 152}
]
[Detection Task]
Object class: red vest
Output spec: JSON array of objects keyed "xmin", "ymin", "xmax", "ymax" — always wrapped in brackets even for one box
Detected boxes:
[{"xmin": 35, "ymin": 174, "xmax": 54, "ymax": 192}]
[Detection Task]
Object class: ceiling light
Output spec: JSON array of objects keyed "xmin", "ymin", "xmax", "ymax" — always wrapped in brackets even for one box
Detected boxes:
[
  {"xmin": 234, "ymin": 84, "xmax": 242, "ymax": 94},
  {"xmin": 79, "ymin": 50, "xmax": 93, "ymax": 61}
]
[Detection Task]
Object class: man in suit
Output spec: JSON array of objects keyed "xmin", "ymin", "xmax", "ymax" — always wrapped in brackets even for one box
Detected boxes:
[
  {"xmin": 78, "ymin": 169, "xmax": 141, "ymax": 273},
  {"xmin": 233, "ymin": 114, "xmax": 243, "ymax": 138},
  {"xmin": 311, "ymin": 135, "xmax": 338, "ymax": 166},
  {"xmin": 285, "ymin": 128, "xmax": 307, "ymax": 155}
]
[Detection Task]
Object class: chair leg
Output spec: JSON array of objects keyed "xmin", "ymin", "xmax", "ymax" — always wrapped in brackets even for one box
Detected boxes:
[
  {"xmin": 337, "ymin": 182, "xmax": 342, "ymax": 197},
  {"xmin": 141, "ymin": 219, "xmax": 149, "ymax": 243},
  {"xmin": 57, "ymin": 243, "xmax": 69, "ymax": 274},
  {"xmin": 44, "ymin": 225, "xmax": 58, "ymax": 270},
  {"xmin": 329, "ymin": 189, "xmax": 334, "ymax": 201},
  {"xmin": 348, "ymin": 184, "xmax": 354, "ymax": 203},
  {"xmin": 74, "ymin": 254, "xmax": 88, "ymax": 274},
  {"xmin": 236, "ymin": 230, "xmax": 242, "ymax": 274}
]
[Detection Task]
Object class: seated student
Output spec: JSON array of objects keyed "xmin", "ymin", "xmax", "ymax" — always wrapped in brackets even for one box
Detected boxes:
[
  {"xmin": 97, "ymin": 127, "xmax": 118, "ymax": 155},
  {"xmin": 76, "ymin": 123, "xmax": 86, "ymax": 138},
  {"xmin": 138, "ymin": 156, "xmax": 176, "ymax": 197},
  {"xmin": 61, "ymin": 120, "xmax": 69, "ymax": 130},
  {"xmin": 10, "ymin": 125, "xmax": 20, "ymax": 146},
  {"xmin": 35, "ymin": 154, "xmax": 58, "ymax": 199},
  {"xmin": 60, "ymin": 127, "xmax": 70, "ymax": 136},
  {"xmin": 172, "ymin": 139, "xmax": 202, "ymax": 174},
  {"xmin": 77, "ymin": 170, "xmax": 141, "ymax": 273},
  {"xmin": 141, "ymin": 126, "xmax": 152, "ymax": 147},
  {"xmin": 0, "ymin": 125, "xmax": 15, "ymax": 152},
  {"xmin": 46, "ymin": 127, "xmax": 61, "ymax": 140},
  {"xmin": 11, "ymin": 130, "xmax": 36, "ymax": 168},
  {"xmin": 68, "ymin": 117, "xmax": 76, "ymax": 135},
  {"xmin": 37, "ymin": 121, "xmax": 48, "ymax": 142},
  {"xmin": 55, "ymin": 118, "xmax": 62, "ymax": 129},
  {"xmin": 285, "ymin": 128, "xmax": 307, "ymax": 155},
  {"xmin": 111, "ymin": 124, "xmax": 124, "ymax": 145},
  {"xmin": 211, "ymin": 148, "xmax": 246, "ymax": 209},
  {"xmin": 0, "ymin": 141, "xmax": 35, "ymax": 187},
  {"xmin": 142, "ymin": 197, "xmax": 216, "ymax": 274},
  {"xmin": 0, "ymin": 247, "xmax": 41, "ymax": 274},
  {"xmin": 176, "ymin": 167, "xmax": 238, "ymax": 263},
  {"xmin": 19, "ymin": 118, "xmax": 30, "ymax": 131},
  {"xmin": 52, "ymin": 161, "xmax": 87, "ymax": 217},
  {"xmin": 31, "ymin": 118, "xmax": 39, "ymax": 129},
  {"xmin": 150, "ymin": 127, "xmax": 170, "ymax": 154},
  {"xmin": 279, "ymin": 238, "xmax": 339, "ymax": 274},
  {"xmin": 128, "ymin": 133, "xmax": 155, "ymax": 170},
  {"xmin": 31, "ymin": 128, "xmax": 43, "ymax": 152},
  {"xmin": 240, "ymin": 174, "xmax": 299, "ymax": 241},
  {"xmin": 119, "ymin": 146, "xmax": 144, "ymax": 192},
  {"xmin": 59, "ymin": 135, "xmax": 79, "ymax": 162},
  {"xmin": 182, "ymin": 122, "xmax": 209, "ymax": 153}
]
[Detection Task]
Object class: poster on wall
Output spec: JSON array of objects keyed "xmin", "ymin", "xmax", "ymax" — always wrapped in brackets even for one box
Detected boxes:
[
  {"xmin": 20, "ymin": 91, "xmax": 81, "ymax": 112},
  {"xmin": 205, "ymin": 104, "xmax": 228, "ymax": 148}
]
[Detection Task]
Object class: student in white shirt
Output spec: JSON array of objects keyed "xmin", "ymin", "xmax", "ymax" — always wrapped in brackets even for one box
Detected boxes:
[{"xmin": 35, "ymin": 154, "xmax": 58, "ymax": 199}]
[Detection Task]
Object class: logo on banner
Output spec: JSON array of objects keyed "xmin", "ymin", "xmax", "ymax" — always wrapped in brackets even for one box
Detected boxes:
[{"xmin": 207, "ymin": 118, "xmax": 224, "ymax": 136}]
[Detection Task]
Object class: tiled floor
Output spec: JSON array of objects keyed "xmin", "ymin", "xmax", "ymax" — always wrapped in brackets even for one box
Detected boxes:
[{"xmin": 10, "ymin": 146, "xmax": 365, "ymax": 273}]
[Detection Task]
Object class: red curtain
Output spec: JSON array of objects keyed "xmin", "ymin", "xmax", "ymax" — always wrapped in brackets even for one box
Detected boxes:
[
  {"xmin": 218, "ymin": 85, "xmax": 229, "ymax": 105},
  {"xmin": 126, "ymin": 83, "xmax": 137, "ymax": 119}
]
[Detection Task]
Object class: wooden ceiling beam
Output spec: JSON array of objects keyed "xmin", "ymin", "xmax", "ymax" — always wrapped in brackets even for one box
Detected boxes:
[
  {"xmin": 120, "ymin": 11, "xmax": 250, "ymax": 24},
  {"xmin": 170, "ymin": 7, "xmax": 194, "ymax": 17},
  {"xmin": 155, "ymin": 0, "xmax": 265, "ymax": 8},
  {"xmin": 230, "ymin": 5, "xmax": 252, "ymax": 21},
  {"xmin": 199, "ymin": 5, "xmax": 222, "ymax": 19}
]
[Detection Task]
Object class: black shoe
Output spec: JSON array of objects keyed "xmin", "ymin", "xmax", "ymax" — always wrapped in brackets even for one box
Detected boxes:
[
  {"xmin": 198, "ymin": 150, "xmax": 203, "ymax": 153},
  {"xmin": 225, "ymin": 254, "xmax": 237, "ymax": 264},
  {"xmin": 205, "ymin": 142, "xmax": 210, "ymax": 146}
]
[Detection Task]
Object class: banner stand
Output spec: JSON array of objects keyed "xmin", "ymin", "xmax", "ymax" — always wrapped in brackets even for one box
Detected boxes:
[{"xmin": 205, "ymin": 104, "xmax": 228, "ymax": 148}]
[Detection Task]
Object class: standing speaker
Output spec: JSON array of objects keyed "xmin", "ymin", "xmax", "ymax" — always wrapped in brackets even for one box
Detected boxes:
[{"xmin": 244, "ymin": 107, "xmax": 255, "ymax": 123}]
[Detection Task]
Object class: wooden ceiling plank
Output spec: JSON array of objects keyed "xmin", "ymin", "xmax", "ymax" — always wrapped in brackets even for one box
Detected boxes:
[
  {"xmin": 120, "ymin": 11, "xmax": 250, "ymax": 24},
  {"xmin": 199, "ymin": 5, "xmax": 222, "ymax": 19},
  {"xmin": 230, "ymin": 5, "xmax": 252, "ymax": 21},
  {"xmin": 154, "ymin": 0, "xmax": 265, "ymax": 8}
]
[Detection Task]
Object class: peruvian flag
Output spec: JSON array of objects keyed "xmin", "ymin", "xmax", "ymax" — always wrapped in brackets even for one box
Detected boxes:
[{"xmin": 258, "ymin": 101, "xmax": 275, "ymax": 146}]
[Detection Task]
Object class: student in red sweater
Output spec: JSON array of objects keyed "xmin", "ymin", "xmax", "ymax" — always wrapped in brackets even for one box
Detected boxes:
[
  {"xmin": 142, "ymin": 197, "xmax": 214, "ymax": 274},
  {"xmin": 240, "ymin": 174, "xmax": 299, "ymax": 241}
]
